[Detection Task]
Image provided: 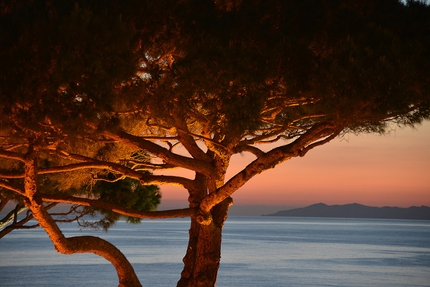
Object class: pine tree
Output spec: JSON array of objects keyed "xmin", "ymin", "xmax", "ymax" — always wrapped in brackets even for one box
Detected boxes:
[{"xmin": 1, "ymin": 1, "xmax": 429, "ymax": 286}]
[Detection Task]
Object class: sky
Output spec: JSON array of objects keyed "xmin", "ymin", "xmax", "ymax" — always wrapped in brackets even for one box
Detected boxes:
[{"xmin": 158, "ymin": 120, "xmax": 430, "ymax": 210}]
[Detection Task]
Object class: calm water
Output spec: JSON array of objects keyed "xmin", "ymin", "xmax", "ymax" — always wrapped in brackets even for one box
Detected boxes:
[{"xmin": 1, "ymin": 217, "xmax": 429, "ymax": 287}]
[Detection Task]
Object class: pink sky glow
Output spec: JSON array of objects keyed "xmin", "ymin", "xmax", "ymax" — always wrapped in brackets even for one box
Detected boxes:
[{"xmin": 158, "ymin": 121, "xmax": 430, "ymax": 209}]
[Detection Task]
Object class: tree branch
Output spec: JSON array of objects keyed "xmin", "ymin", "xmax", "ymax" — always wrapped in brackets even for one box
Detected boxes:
[
  {"xmin": 0, "ymin": 203, "xmax": 60, "ymax": 238},
  {"xmin": 172, "ymin": 112, "xmax": 211, "ymax": 162},
  {"xmin": 0, "ymin": 204, "xmax": 28, "ymax": 230},
  {"xmin": 41, "ymin": 193, "xmax": 197, "ymax": 219},
  {"xmin": 0, "ymin": 181, "xmax": 26, "ymax": 196},
  {"xmin": 55, "ymin": 150, "xmax": 196, "ymax": 189},
  {"xmin": 23, "ymin": 150, "xmax": 143, "ymax": 287},
  {"xmin": 198, "ymin": 123, "xmax": 337, "ymax": 216},
  {"xmin": 0, "ymin": 150, "xmax": 26, "ymax": 162},
  {"xmin": 299, "ymin": 128, "xmax": 343, "ymax": 157},
  {"xmin": 102, "ymin": 129, "xmax": 214, "ymax": 175},
  {"xmin": 232, "ymin": 145, "xmax": 265, "ymax": 157}
]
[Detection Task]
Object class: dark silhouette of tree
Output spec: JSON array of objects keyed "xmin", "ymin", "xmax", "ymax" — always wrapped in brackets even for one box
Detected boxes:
[{"xmin": 1, "ymin": 0, "xmax": 429, "ymax": 286}]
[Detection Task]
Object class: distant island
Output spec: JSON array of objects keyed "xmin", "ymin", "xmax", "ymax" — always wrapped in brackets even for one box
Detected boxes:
[{"xmin": 264, "ymin": 203, "xmax": 430, "ymax": 220}]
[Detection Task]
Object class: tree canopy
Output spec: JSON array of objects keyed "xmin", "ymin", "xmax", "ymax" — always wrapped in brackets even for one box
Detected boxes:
[{"xmin": 1, "ymin": 0, "xmax": 429, "ymax": 286}]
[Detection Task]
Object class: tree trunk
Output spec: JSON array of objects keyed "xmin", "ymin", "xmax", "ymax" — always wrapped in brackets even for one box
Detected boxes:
[
  {"xmin": 28, "ymin": 202, "xmax": 143, "ymax": 287},
  {"xmin": 24, "ymin": 152, "xmax": 142, "ymax": 287},
  {"xmin": 178, "ymin": 198, "xmax": 231, "ymax": 287}
]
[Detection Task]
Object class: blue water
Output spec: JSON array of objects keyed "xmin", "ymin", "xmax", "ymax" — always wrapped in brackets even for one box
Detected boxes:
[{"xmin": 1, "ymin": 217, "xmax": 429, "ymax": 287}]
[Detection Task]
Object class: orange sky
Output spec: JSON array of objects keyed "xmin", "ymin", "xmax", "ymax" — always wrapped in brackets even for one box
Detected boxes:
[{"xmin": 159, "ymin": 121, "xmax": 430, "ymax": 209}]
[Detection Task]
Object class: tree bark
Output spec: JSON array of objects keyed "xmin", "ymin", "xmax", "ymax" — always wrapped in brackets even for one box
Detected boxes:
[
  {"xmin": 23, "ymin": 151, "xmax": 142, "ymax": 287},
  {"xmin": 178, "ymin": 198, "xmax": 232, "ymax": 287}
]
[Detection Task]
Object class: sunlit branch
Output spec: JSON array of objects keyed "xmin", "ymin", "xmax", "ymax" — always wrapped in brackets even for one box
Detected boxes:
[
  {"xmin": 141, "ymin": 136, "xmax": 180, "ymax": 141},
  {"xmin": 291, "ymin": 114, "xmax": 328, "ymax": 124},
  {"xmin": 110, "ymin": 107, "xmax": 144, "ymax": 115},
  {"xmin": 0, "ymin": 181, "xmax": 25, "ymax": 196},
  {"xmin": 199, "ymin": 123, "xmax": 337, "ymax": 215},
  {"xmin": 241, "ymin": 133, "xmax": 290, "ymax": 146},
  {"xmin": 145, "ymin": 118, "xmax": 176, "ymax": 133},
  {"xmin": 24, "ymin": 152, "xmax": 142, "ymax": 287},
  {"xmin": 120, "ymin": 160, "xmax": 177, "ymax": 171},
  {"xmin": 55, "ymin": 150, "xmax": 196, "ymax": 189},
  {"xmin": 0, "ymin": 171, "xmax": 24, "ymax": 178},
  {"xmin": 184, "ymin": 130, "xmax": 227, "ymax": 150},
  {"xmin": 151, "ymin": 49, "xmax": 177, "ymax": 65},
  {"xmin": 42, "ymin": 193, "xmax": 197, "ymax": 219},
  {"xmin": 102, "ymin": 129, "xmax": 214, "ymax": 176},
  {"xmin": 173, "ymin": 114, "xmax": 210, "ymax": 161},
  {"xmin": 260, "ymin": 107, "xmax": 284, "ymax": 121},
  {"xmin": 261, "ymin": 97, "xmax": 320, "ymax": 120},
  {"xmin": 0, "ymin": 143, "xmax": 27, "ymax": 151},
  {"xmin": 240, "ymin": 124, "xmax": 303, "ymax": 145},
  {"xmin": 93, "ymin": 175, "xmax": 126, "ymax": 183},
  {"xmin": 0, "ymin": 150, "xmax": 26, "ymax": 162},
  {"xmin": 188, "ymin": 106, "xmax": 211, "ymax": 127},
  {"xmin": 232, "ymin": 145, "xmax": 265, "ymax": 157},
  {"xmin": 41, "ymin": 162, "xmax": 120, "ymax": 173},
  {"xmin": 1, "ymin": 160, "xmax": 172, "ymax": 178},
  {"xmin": 298, "ymin": 128, "xmax": 343, "ymax": 157}
]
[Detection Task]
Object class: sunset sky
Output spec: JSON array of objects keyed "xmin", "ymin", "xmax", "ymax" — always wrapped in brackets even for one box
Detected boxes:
[{"xmin": 159, "ymin": 120, "xmax": 430, "ymax": 209}]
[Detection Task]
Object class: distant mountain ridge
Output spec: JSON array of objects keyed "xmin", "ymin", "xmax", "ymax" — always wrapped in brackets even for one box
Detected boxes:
[{"xmin": 264, "ymin": 203, "xmax": 430, "ymax": 220}]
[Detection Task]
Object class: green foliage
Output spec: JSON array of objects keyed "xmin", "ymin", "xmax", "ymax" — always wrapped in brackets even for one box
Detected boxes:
[{"xmin": 83, "ymin": 177, "xmax": 161, "ymax": 230}]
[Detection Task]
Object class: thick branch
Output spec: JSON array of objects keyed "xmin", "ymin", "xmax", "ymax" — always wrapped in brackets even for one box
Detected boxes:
[
  {"xmin": 298, "ymin": 129, "xmax": 343, "ymax": 157},
  {"xmin": 176, "ymin": 124, "xmax": 210, "ymax": 162},
  {"xmin": 0, "ymin": 150, "xmax": 26, "ymax": 161},
  {"xmin": 56, "ymin": 150, "xmax": 196, "ymax": 189},
  {"xmin": 199, "ymin": 123, "xmax": 338, "ymax": 215},
  {"xmin": 0, "ymin": 181, "xmax": 25, "ymax": 196},
  {"xmin": 42, "ymin": 193, "xmax": 197, "ymax": 219},
  {"xmin": 1, "ymin": 160, "xmax": 193, "ymax": 189},
  {"xmin": 23, "ymin": 151, "xmax": 142, "ymax": 287},
  {"xmin": 102, "ymin": 129, "xmax": 214, "ymax": 176},
  {"xmin": 119, "ymin": 160, "xmax": 177, "ymax": 170},
  {"xmin": 232, "ymin": 145, "xmax": 265, "ymax": 157}
]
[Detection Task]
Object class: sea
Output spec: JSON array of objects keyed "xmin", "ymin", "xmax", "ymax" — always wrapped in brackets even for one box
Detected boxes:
[{"xmin": 0, "ymin": 216, "xmax": 429, "ymax": 287}]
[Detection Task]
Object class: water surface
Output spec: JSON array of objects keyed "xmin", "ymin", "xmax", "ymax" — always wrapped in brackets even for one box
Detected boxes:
[{"xmin": 1, "ymin": 217, "xmax": 429, "ymax": 286}]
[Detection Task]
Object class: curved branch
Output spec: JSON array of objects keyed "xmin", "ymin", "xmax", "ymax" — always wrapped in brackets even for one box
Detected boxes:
[
  {"xmin": 232, "ymin": 145, "xmax": 265, "ymax": 157},
  {"xmin": 0, "ymin": 150, "xmax": 26, "ymax": 162},
  {"xmin": 41, "ymin": 193, "xmax": 197, "ymax": 219},
  {"xmin": 118, "ymin": 159, "xmax": 177, "ymax": 170},
  {"xmin": 2, "ymin": 160, "xmax": 196, "ymax": 190},
  {"xmin": 172, "ymin": 113, "xmax": 211, "ymax": 162},
  {"xmin": 55, "ymin": 150, "xmax": 196, "ymax": 189},
  {"xmin": 0, "ymin": 171, "xmax": 23, "ymax": 178},
  {"xmin": 299, "ymin": 128, "xmax": 343, "ymax": 157},
  {"xmin": 102, "ymin": 129, "xmax": 214, "ymax": 175},
  {"xmin": 0, "ymin": 181, "xmax": 26, "ymax": 196},
  {"xmin": 40, "ymin": 162, "xmax": 115, "ymax": 174},
  {"xmin": 199, "ymin": 123, "xmax": 338, "ymax": 215},
  {"xmin": 24, "ymin": 152, "xmax": 142, "ymax": 287}
]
